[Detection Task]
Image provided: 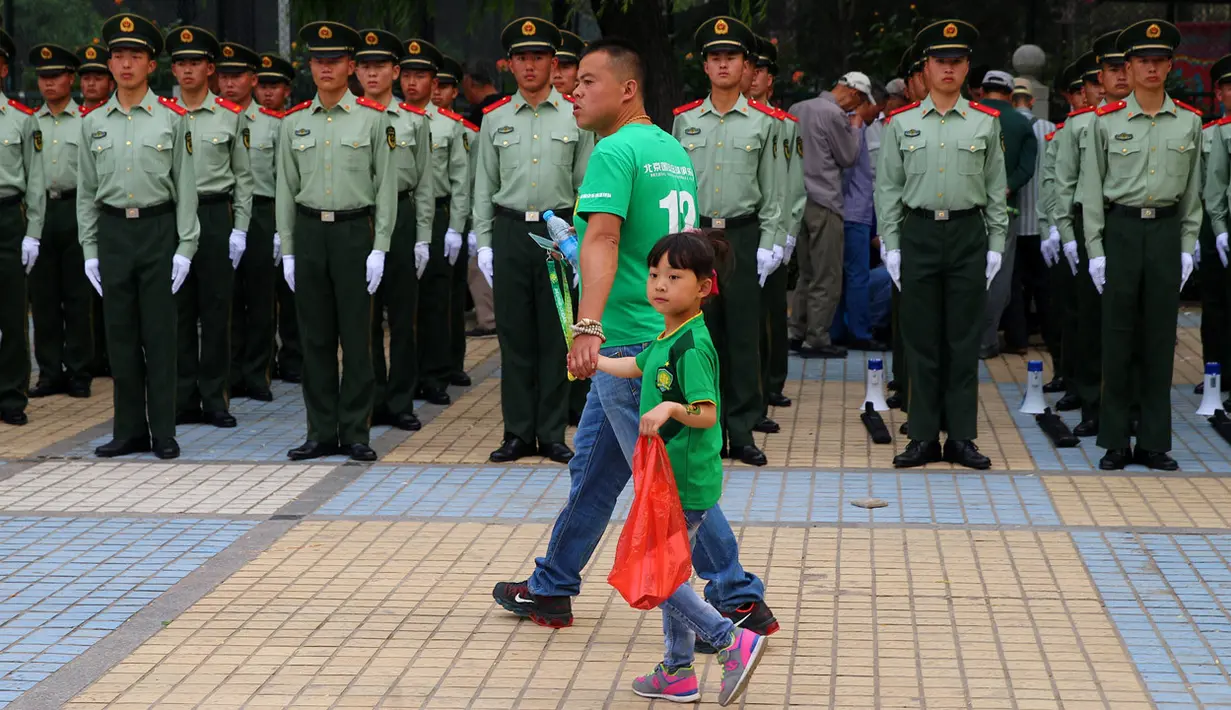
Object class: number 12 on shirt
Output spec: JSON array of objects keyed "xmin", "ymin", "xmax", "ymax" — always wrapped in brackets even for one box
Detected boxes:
[{"xmin": 659, "ymin": 189, "xmax": 697, "ymax": 233}]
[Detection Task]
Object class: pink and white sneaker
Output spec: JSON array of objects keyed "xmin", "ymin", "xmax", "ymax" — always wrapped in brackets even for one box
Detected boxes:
[
  {"xmin": 632, "ymin": 663, "xmax": 700, "ymax": 702},
  {"xmin": 717, "ymin": 628, "xmax": 766, "ymax": 706}
]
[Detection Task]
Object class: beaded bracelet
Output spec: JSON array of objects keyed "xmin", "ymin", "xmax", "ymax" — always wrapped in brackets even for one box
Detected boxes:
[{"xmin": 571, "ymin": 318, "xmax": 606, "ymax": 342}]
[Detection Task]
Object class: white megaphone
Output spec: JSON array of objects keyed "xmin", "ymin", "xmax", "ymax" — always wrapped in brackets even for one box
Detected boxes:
[
  {"xmin": 863, "ymin": 358, "xmax": 889, "ymax": 411},
  {"xmin": 1020, "ymin": 360, "xmax": 1047, "ymax": 414},
  {"xmin": 1198, "ymin": 362, "xmax": 1222, "ymax": 416}
]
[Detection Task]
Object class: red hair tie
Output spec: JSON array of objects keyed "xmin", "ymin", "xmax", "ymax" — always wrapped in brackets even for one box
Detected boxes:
[{"xmin": 710, "ymin": 269, "xmax": 720, "ymax": 295}]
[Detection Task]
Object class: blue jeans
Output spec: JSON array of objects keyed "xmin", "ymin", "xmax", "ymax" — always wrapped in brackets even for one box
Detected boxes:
[
  {"xmin": 661, "ymin": 507, "xmax": 736, "ymax": 668},
  {"xmin": 527, "ymin": 342, "xmax": 765, "ymax": 609},
  {"xmin": 830, "ymin": 221, "xmax": 872, "ymax": 342}
]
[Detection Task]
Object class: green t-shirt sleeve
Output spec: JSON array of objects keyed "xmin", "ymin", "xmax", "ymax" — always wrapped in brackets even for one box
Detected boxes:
[
  {"xmin": 576, "ymin": 141, "xmax": 632, "ymax": 220},
  {"xmin": 634, "ymin": 345, "xmax": 653, "ymax": 373},
  {"xmin": 678, "ymin": 348, "xmax": 718, "ymax": 405}
]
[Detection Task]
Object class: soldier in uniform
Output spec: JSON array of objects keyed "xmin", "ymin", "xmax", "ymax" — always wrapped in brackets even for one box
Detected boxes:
[
  {"xmin": 472, "ymin": 17, "xmax": 594, "ymax": 464},
  {"xmin": 353, "ymin": 29, "xmax": 433, "ymax": 430},
  {"xmin": 1198, "ymin": 54, "xmax": 1231, "ymax": 398},
  {"xmin": 28, "ymin": 43, "xmax": 93, "ymax": 400},
  {"xmin": 551, "ymin": 30, "xmax": 585, "ymax": 97},
  {"xmin": 77, "ymin": 43, "xmax": 115, "ymax": 381},
  {"xmin": 277, "ymin": 21, "xmax": 397, "ymax": 462},
  {"xmin": 220, "ymin": 42, "xmax": 280, "ymax": 403},
  {"xmin": 1081, "ymin": 20, "xmax": 1202, "ymax": 471},
  {"xmin": 165, "ymin": 26, "xmax": 254, "ymax": 429},
  {"xmin": 78, "ymin": 13, "xmax": 199, "ymax": 458},
  {"xmin": 876, "ymin": 20, "xmax": 1009, "ymax": 470},
  {"xmin": 672, "ymin": 17, "xmax": 781, "ymax": 466},
  {"xmin": 0, "ymin": 28, "xmax": 46, "ymax": 426}
]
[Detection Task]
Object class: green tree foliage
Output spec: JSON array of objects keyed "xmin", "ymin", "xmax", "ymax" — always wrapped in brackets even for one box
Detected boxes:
[{"xmin": 10, "ymin": 0, "xmax": 105, "ymax": 90}]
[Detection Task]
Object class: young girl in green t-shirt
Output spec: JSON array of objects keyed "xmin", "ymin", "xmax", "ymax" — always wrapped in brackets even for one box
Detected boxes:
[{"xmin": 597, "ymin": 230, "xmax": 766, "ymax": 706}]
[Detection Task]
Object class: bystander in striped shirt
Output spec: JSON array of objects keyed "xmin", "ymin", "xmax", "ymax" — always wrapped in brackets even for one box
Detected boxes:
[{"xmin": 1012, "ymin": 105, "xmax": 1056, "ymax": 237}]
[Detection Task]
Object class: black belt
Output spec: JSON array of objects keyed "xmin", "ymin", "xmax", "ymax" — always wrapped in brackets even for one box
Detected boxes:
[
  {"xmin": 295, "ymin": 203, "xmax": 371, "ymax": 223},
  {"xmin": 1108, "ymin": 202, "xmax": 1178, "ymax": 220},
  {"xmin": 0, "ymin": 193, "xmax": 23, "ymax": 208},
  {"xmin": 495, "ymin": 205, "xmax": 572, "ymax": 222},
  {"xmin": 906, "ymin": 206, "xmax": 981, "ymax": 221},
  {"xmin": 397, "ymin": 189, "xmax": 411, "ymax": 202},
  {"xmin": 198, "ymin": 192, "xmax": 232, "ymax": 205},
  {"xmin": 48, "ymin": 188, "xmax": 76, "ymax": 201},
  {"xmin": 100, "ymin": 202, "xmax": 176, "ymax": 219},
  {"xmin": 436, "ymin": 195, "xmax": 450, "ymax": 208},
  {"xmin": 701, "ymin": 214, "xmax": 757, "ymax": 229},
  {"xmin": 253, "ymin": 195, "xmax": 275, "ymax": 205}
]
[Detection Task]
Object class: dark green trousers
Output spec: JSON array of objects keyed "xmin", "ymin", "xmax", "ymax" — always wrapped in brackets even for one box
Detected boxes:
[
  {"xmin": 229, "ymin": 198, "xmax": 277, "ymax": 392},
  {"xmin": 98, "ymin": 210, "xmax": 178, "ymax": 440},
  {"xmin": 0, "ymin": 204, "xmax": 30, "ymax": 413},
  {"xmin": 176, "ymin": 201, "xmax": 235, "ymax": 414},
  {"xmin": 372, "ymin": 198, "xmax": 418, "ymax": 418},
  {"xmin": 492, "ymin": 211, "xmax": 568, "ymax": 446},
  {"xmin": 891, "ymin": 284, "xmax": 909, "ymax": 413},
  {"xmin": 900, "ymin": 212, "xmax": 986, "ymax": 442},
  {"xmin": 275, "ymin": 271, "xmax": 301, "ymax": 378},
  {"xmin": 297, "ymin": 213, "xmax": 375, "ymax": 446},
  {"xmin": 1098, "ymin": 210, "xmax": 1180, "ymax": 451},
  {"xmin": 1199, "ymin": 211, "xmax": 1228, "ymax": 375},
  {"xmin": 1046, "ymin": 257, "xmax": 1074, "ymax": 390},
  {"xmin": 449, "ymin": 228, "xmax": 469, "ymax": 377},
  {"xmin": 759, "ymin": 262, "xmax": 788, "ymax": 414},
  {"xmin": 30, "ymin": 199, "xmax": 93, "ymax": 386},
  {"xmin": 701, "ymin": 220, "xmax": 763, "ymax": 448},
  {"xmin": 417, "ymin": 201, "xmax": 452, "ymax": 391},
  {"xmin": 1073, "ymin": 220, "xmax": 1103, "ymax": 422},
  {"xmin": 90, "ymin": 293, "xmax": 109, "ymax": 376}
]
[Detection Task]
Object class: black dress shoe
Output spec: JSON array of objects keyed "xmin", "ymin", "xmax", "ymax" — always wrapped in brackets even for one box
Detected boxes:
[
  {"xmin": 893, "ymin": 439, "xmax": 942, "ymax": 468},
  {"xmin": 541, "ymin": 442, "xmax": 574, "ymax": 464},
  {"xmin": 247, "ymin": 388, "xmax": 274, "ymax": 402},
  {"xmin": 943, "ymin": 439, "xmax": 991, "ymax": 470},
  {"xmin": 153, "ymin": 438, "xmax": 180, "ymax": 460},
  {"xmin": 203, "ymin": 411, "xmax": 238, "ymax": 428},
  {"xmin": 449, "ymin": 372, "xmax": 472, "ymax": 387},
  {"xmin": 1099, "ymin": 448, "xmax": 1133, "ymax": 470},
  {"xmin": 887, "ymin": 379, "xmax": 900, "ymax": 392},
  {"xmin": 1054, "ymin": 393, "xmax": 1082, "ymax": 411},
  {"xmin": 788, "ymin": 339, "xmax": 803, "ymax": 353},
  {"xmin": 490, "ymin": 436, "xmax": 535, "ymax": 462},
  {"xmin": 175, "ymin": 409, "xmax": 204, "ymax": 425},
  {"xmin": 465, "ymin": 327, "xmax": 496, "ymax": 337},
  {"xmin": 1043, "ymin": 377, "xmax": 1067, "ymax": 394},
  {"xmin": 0, "ymin": 409, "xmax": 27, "ymax": 426},
  {"xmin": 421, "ymin": 387, "xmax": 451, "ymax": 406},
  {"xmin": 729, "ymin": 445, "xmax": 767, "ymax": 466},
  {"xmin": 281, "ymin": 371, "xmax": 302, "ymax": 384},
  {"xmin": 1073, "ymin": 419, "xmax": 1099, "ymax": 437},
  {"xmin": 95, "ymin": 437, "xmax": 152, "ymax": 457},
  {"xmin": 1134, "ymin": 448, "xmax": 1178, "ymax": 471},
  {"xmin": 767, "ymin": 392, "xmax": 792, "ymax": 408},
  {"xmin": 288, "ymin": 440, "xmax": 339, "ymax": 460},
  {"xmin": 886, "ymin": 393, "xmax": 903, "ymax": 410},
  {"xmin": 753, "ymin": 417, "xmax": 780, "ymax": 434},
  {"xmin": 394, "ymin": 412, "xmax": 422, "ymax": 431},
  {"xmin": 345, "ymin": 443, "xmax": 378, "ymax": 461},
  {"xmin": 29, "ymin": 380, "xmax": 67, "ymax": 398},
  {"xmin": 850, "ymin": 338, "xmax": 890, "ymax": 352},
  {"xmin": 899, "ymin": 421, "xmax": 909, "ymax": 436},
  {"xmin": 799, "ymin": 344, "xmax": 847, "ymax": 359},
  {"xmin": 67, "ymin": 380, "xmax": 91, "ymax": 398},
  {"xmin": 229, "ymin": 383, "xmax": 248, "ymax": 399}
]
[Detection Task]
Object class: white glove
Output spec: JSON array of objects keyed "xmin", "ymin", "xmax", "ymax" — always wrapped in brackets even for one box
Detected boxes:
[
  {"xmin": 1041, "ymin": 226, "xmax": 1061, "ymax": 267},
  {"xmin": 84, "ymin": 258, "xmax": 102, "ymax": 296},
  {"xmin": 885, "ymin": 249, "xmax": 901, "ymax": 290},
  {"xmin": 228, "ymin": 229, "xmax": 246, "ymax": 269},
  {"xmin": 1217, "ymin": 232, "xmax": 1229, "ymax": 268},
  {"xmin": 444, "ymin": 229, "xmax": 463, "ymax": 265},
  {"xmin": 273, "ymin": 232, "xmax": 282, "ymax": 265},
  {"xmin": 878, "ymin": 238, "xmax": 887, "ymax": 263},
  {"xmin": 784, "ymin": 234, "xmax": 797, "ymax": 264},
  {"xmin": 1088, "ymin": 256, "xmax": 1106, "ymax": 294},
  {"xmin": 414, "ymin": 242, "xmax": 430, "ymax": 279},
  {"xmin": 1063, "ymin": 240, "xmax": 1079, "ymax": 276},
  {"xmin": 283, "ymin": 255, "xmax": 295, "ymax": 292},
  {"xmin": 756, "ymin": 247, "xmax": 774, "ymax": 287},
  {"xmin": 171, "ymin": 254, "xmax": 191, "ymax": 294},
  {"xmin": 985, "ymin": 251, "xmax": 1002, "ymax": 289},
  {"xmin": 467, "ymin": 231, "xmax": 478, "ymax": 256},
  {"xmin": 477, "ymin": 246, "xmax": 493, "ymax": 287},
  {"xmin": 770, "ymin": 244, "xmax": 784, "ymax": 273},
  {"xmin": 20, "ymin": 237, "xmax": 38, "ymax": 274},
  {"xmin": 1194, "ymin": 240, "xmax": 1201, "ymax": 268},
  {"xmin": 366, "ymin": 249, "xmax": 385, "ymax": 295},
  {"xmin": 1181, "ymin": 252, "xmax": 1194, "ymax": 291}
]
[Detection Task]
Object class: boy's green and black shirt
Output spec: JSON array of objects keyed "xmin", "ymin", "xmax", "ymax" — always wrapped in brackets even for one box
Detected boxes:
[{"xmin": 635, "ymin": 313, "xmax": 723, "ymax": 510}]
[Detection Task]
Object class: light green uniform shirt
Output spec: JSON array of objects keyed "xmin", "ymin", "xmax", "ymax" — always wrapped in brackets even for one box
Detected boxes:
[
  {"xmin": 184, "ymin": 92, "xmax": 254, "ymax": 231},
  {"xmin": 425, "ymin": 103, "xmax": 472, "ymax": 233},
  {"xmin": 671, "ymin": 94, "xmax": 782, "ymax": 249},
  {"xmin": 1080, "ymin": 92, "xmax": 1203, "ymax": 257},
  {"xmin": 77, "ymin": 88, "xmax": 198, "ymax": 260},
  {"xmin": 1204, "ymin": 119, "xmax": 1231, "ymax": 236},
  {"xmin": 0, "ymin": 93, "xmax": 47, "ymax": 239},
  {"xmin": 36, "ymin": 99, "xmax": 80, "ymax": 196},
  {"xmin": 241, "ymin": 102, "xmax": 281, "ymax": 199},
  {"xmin": 275, "ymin": 90, "xmax": 398, "ymax": 255},
  {"xmin": 472, "ymin": 88, "xmax": 595, "ymax": 249},
  {"xmin": 1037, "ymin": 128, "xmax": 1060, "ymax": 233},
  {"xmin": 386, "ymin": 102, "xmax": 434, "ymax": 245},
  {"xmin": 781, "ymin": 111, "xmax": 806, "ymax": 238},
  {"xmin": 1052, "ymin": 107, "xmax": 1099, "ymax": 245},
  {"xmin": 874, "ymin": 94, "xmax": 1009, "ymax": 252}
]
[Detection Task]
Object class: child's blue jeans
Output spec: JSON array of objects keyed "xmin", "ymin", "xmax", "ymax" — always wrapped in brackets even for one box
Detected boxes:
[{"xmin": 660, "ymin": 506, "xmax": 737, "ymax": 668}]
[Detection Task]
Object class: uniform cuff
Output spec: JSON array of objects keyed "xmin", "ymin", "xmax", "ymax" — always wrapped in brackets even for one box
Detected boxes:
[
  {"xmin": 82, "ymin": 245, "xmax": 98, "ymax": 261},
  {"xmin": 176, "ymin": 243, "xmax": 198, "ymax": 260},
  {"xmin": 1086, "ymin": 240, "xmax": 1104, "ymax": 259},
  {"xmin": 1182, "ymin": 235, "xmax": 1198, "ymax": 255},
  {"xmin": 988, "ymin": 234, "xmax": 1005, "ymax": 253}
]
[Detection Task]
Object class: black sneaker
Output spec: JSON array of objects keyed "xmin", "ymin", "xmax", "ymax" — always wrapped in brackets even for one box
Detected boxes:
[
  {"xmin": 695, "ymin": 601, "xmax": 780, "ymax": 654},
  {"xmin": 492, "ymin": 580, "xmax": 573, "ymax": 628}
]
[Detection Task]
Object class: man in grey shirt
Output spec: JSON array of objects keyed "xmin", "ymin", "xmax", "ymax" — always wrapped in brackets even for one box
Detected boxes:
[{"xmin": 788, "ymin": 72, "xmax": 866, "ymax": 358}]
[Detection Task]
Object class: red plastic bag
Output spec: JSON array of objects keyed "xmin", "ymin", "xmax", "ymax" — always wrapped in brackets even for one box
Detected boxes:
[{"xmin": 607, "ymin": 435, "xmax": 694, "ymax": 610}]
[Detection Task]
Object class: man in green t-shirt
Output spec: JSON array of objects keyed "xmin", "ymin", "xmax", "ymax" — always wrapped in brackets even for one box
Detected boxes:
[{"xmin": 491, "ymin": 38, "xmax": 777, "ymax": 642}]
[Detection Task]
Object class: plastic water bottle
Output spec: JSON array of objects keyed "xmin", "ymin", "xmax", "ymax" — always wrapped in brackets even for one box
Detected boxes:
[{"xmin": 543, "ymin": 210, "xmax": 580, "ymax": 271}]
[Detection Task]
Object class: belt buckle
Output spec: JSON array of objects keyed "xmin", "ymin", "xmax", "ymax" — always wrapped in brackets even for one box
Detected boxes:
[
  {"xmin": 321, "ymin": 210, "xmax": 335, "ymax": 223},
  {"xmin": 125, "ymin": 207, "xmax": 140, "ymax": 219},
  {"xmin": 525, "ymin": 211, "xmax": 540, "ymax": 222},
  {"xmin": 712, "ymin": 218, "xmax": 727, "ymax": 229},
  {"xmin": 934, "ymin": 209, "xmax": 949, "ymax": 221},
  {"xmin": 1141, "ymin": 207, "xmax": 1156, "ymax": 219},
  {"xmin": 49, "ymin": 189, "xmax": 61, "ymax": 200}
]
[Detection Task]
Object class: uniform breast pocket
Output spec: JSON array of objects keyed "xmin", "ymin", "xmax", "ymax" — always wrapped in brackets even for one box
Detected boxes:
[
  {"xmin": 1107, "ymin": 140, "xmax": 1144, "ymax": 178},
  {"xmin": 0, "ymin": 128, "xmax": 22, "ymax": 162},
  {"xmin": 200, "ymin": 132, "xmax": 232, "ymax": 172},
  {"xmin": 90, "ymin": 137, "xmax": 115, "ymax": 176},
  {"xmin": 251, "ymin": 141, "xmax": 275, "ymax": 175},
  {"xmin": 731, "ymin": 134, "xmax": 762, "ymax": 174},
  {"xmin": 292, "ymin": 137, "xmax": 316, "ymax": 174},
  {"xmin": 340, "ymin": 134, "xmax": 371, "ymax": 172},
  {"xmin": 141, "ymin": 132, "xmax": 174, "ymax": 175},
  {"xmin": 432, "ymin": 134, "xmax": 450, "ymax": 155},
  {"xmin": 1165, "ymin": 138, "xmax": 1195, "ymax": 177},
  {"xmin": 493, "ymin": 131, "xmax": 521, "ymax": 177},
  {"xmin": 550, "ymin": 129, "xmax": 578, "ymax": 165},
  {"xmin": 957, "ymin": 138, "xmax": 986, "ymax": 175},
  {"xmin": 901, "ymin": 139, "xmax": 927, "ymax": 175},
  {"xmin": 680, "ymin": 136, "xmax": 707, "ymax": 161},
  {"xmin": 61, "ymin": 134, "xmax": 80, "ymax": 172}
]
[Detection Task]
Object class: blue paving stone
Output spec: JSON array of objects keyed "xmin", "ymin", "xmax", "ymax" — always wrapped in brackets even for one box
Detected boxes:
[
  {"xmin": 785, "ymin": 351, "xmax": 994, "ymax": 383},
  {"xmin": 0, "ymin": 517, "xmax": 253, "ymax": 707}
]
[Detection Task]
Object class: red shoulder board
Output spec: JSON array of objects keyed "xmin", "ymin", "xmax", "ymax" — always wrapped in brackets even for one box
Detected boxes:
[
  {"xmin": 886, "ymin": 101, "xmax": 920, "ymax": 119},
  {"xmin": 259, "ymin": 107, "xmax": 284, "ymax": 119},
  {"xmin": 782, "ymin": 111, "xmax": 799, "ymax": 123},
  {"xmin": 438, "ymin": 107, "xmax": 464, "ymax": 123},
  {"xmin": 1045, "ymin": 131, "xmax": 1056, "ymax": 142},
  {"xmin": 748, "ymin": 99, "xmax": 776, "ymax": 117},
  {"xmin": 1175, "ymin": 100, "xmax": 1202, "ymax": 116},
  {"xmin": 356, "ymin": 96, "xmax": 385, "ymax": 112},
  {"xmin": 969, "ymin": 101, "xmax": 999, "ymax": 117},
  {"xmin": 1220, "ymin": 116, "xmax": 1231, "ymax": 126},
  {"xmin": 79, "ymin": 102, "xmax": 102, "ymax": 117},
  {"xmin": 6, "ymin": 99, "xmax": 34, "ymax": 116},
  {"xmin": 1205, "ymin": 120, "xmax": 1219, "ymax": 130},
  {"xmin": 284, "ymin": 100, "xmax": 312, "ymax": 116},
  {"xmin": 215, "ymin": 97, "xmax": 242, "ymax": 113},
  {"xmin": 398, "ymin": 102, "xmax": 426, "ymax": 116},
  {"xmin": 673, "ymin": 98, "xmax": 704, "ymax": 116},
  {"xmin": 1096, "ymin": 100, "xmax": 1126, "ymax": 116},
  {"xmin": 158, "ymin": 96, "xmax": 187, "ymax": 116},
  {"xmin": 1067, "ymin": 106, "xmax": 1095, "ymax": 118},
  {"xmin": 462, "ymin": 119, "xmax": 480, "ymax": 133},
  {"xmin": 560, "ymin": 94, "xmax": 575, "ymax": 104},
  {"xmin": 1056, "ymin": 122, "xmax": 1064, "ymax": 130},
  {"xmin": 482, "ymin": 95, "xmax": 512, "ymax": 115}
]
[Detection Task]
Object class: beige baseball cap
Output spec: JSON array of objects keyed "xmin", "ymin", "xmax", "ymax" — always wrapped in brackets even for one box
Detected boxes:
[{"xmin": 839, "ymin": 71, "xmax": 875, "ymax": 103}]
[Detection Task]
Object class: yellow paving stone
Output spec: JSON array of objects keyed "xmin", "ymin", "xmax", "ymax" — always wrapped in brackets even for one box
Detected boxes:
[
  {"xmin": 0, "ymin": 378, "xmax": 115, "ymax": 458},
  {"xmin": 1046, "ymin": 475, "xmax": 1231, "ymax": 528}
]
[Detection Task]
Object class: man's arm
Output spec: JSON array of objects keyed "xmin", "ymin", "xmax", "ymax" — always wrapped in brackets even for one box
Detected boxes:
[
  {"xmin": 1080, "ymin": 119, "xmax": 1109, "ymax": 258},
  {"xmin": 874, "ymin": 121, "xmax": 906, "ymax": 250},
  {"xmin": 576, "ymin": 212, "xmax": 622, "ymax": 323},
  {"xmin": 275, "ymin": 117, "xmax": 300, "ymax": 255},
  {"xmin": 172, "ymin": 114, "xmax": 200, "ymax": 259},
  {"xmin": 827, "ymin": 107, "xmax": 861, "ymax": 168},
  {"xmin": 370, "ymin": 113, "xmax": 397, "ymax": 252},
  {"xmin": 413, "ymin": 116, "xmax": 434, "ymax": 245},
  {"xmin": 755, "ymin": 119, "xmax": 782, "ymax": 250},
  {"xmin": 447, "ymin": 123, "xmax": 471, "ymax": 232},
  {"xmin": 76, "ymin": 119, "xmax": 100, "ymax": 259},
  {"xmin": 1005, "ymin": 127, "xmax": 1038, "ymax": 196},
  {"xmin": 471, "ymin": 120, "xmax": 498, "ymax": 249},
  {"xmin": 1205, "ymin": 126, "xmax": 1230, "ymax": 236},
  {"xmin": 1037, "ymin": 137, "xmax": 1058, "ymax": 232},
  {"xmin": 230, "ymin": 113, "xmax": 255, "ymax": 232},
  {"xmin": 1053, "ymin": 122, "xmax": 1084, "ymax": 244},
  {"xmin": 982, "ymin": 119, "xmax": 1009, "ymax": 253},
  {"xmin": 1178, "ymin": 116, "xmax": 1202, "ymax": 255},
  {"xmin": 21, "ymin": 114, "xmax": 45, "ymax": 239}
]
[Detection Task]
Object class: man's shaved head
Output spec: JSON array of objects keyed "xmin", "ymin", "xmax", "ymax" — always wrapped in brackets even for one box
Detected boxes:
[
  {"xmin": 578, "ymin": 37, "xmax": 644, "ymax": 92},
  {"xmin": 573, "ymin": 36, "xmax": 647, "ymax": 137}
]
